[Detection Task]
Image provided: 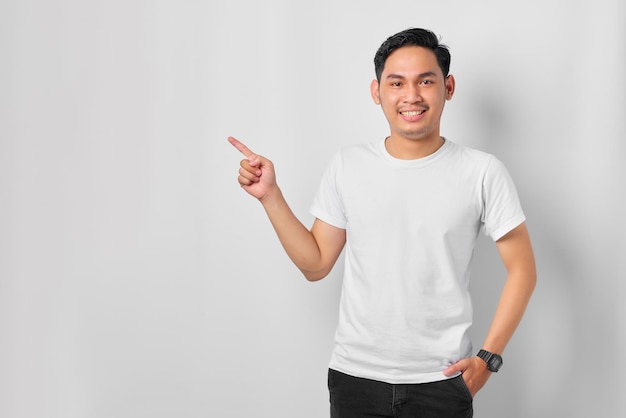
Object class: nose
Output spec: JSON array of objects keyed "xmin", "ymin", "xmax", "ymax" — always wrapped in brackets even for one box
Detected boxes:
[{"xmin": 404, "ymin": 84, "xmax": 423, "ymax": 103}]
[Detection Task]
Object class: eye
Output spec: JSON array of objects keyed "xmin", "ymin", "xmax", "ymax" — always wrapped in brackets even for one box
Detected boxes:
[
  {"xmin": 420, "ymin": 79, "xmax": 434, "ymax": 86},
  {"xmin": 391, "ymin": 81, "xmax": 402, "ymax": 87}
]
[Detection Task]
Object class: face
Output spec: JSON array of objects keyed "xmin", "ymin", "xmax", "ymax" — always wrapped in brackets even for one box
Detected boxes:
[{"xmin": 371, "ymin": 46, "xmax": 455, "ymax": 144}]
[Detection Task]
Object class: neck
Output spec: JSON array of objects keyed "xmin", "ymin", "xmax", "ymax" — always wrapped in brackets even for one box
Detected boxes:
[{"xmin": 385, "ymin": 135, "xmax": 445, "ymax": 160}]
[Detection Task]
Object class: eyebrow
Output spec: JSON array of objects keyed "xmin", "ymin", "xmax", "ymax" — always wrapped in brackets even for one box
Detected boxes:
[{"xmin": 385, "ymin": 71, "xmax": 438, "ymax": 80}]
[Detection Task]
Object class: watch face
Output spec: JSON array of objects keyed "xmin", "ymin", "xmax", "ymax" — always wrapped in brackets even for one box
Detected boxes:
[{"xmin": 490, "ymin": 356, "xmax": 503, "ymax": 371}]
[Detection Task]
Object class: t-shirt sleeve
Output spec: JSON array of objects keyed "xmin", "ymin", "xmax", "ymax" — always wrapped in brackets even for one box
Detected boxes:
[
  {"xmin": 481, "ymin": 156, "xmax": 526, "ymax": 241},
  {"xmin": 309, "ymin": 152, "xmax": 347, "ymax": 229}
]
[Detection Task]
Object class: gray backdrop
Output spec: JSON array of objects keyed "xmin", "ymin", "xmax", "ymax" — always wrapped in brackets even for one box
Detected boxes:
[{"xmin": 1, "ymin": 0, "xmax": 624, "ymax": 417}]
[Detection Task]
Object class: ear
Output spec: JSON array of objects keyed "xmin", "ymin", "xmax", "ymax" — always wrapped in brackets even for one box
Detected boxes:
[
  {"xmin": 445, "ymin": 75, "xmax": 456, "ymax": 100},
  {"xmin": 370, "ymin": 79, "xmax": 381, "ymax": 105}
]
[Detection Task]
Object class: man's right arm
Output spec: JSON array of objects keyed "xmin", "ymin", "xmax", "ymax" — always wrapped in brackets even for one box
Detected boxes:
[{"xmin": 228, "ymin": 137, "xmax": 346, "ymax": 281}]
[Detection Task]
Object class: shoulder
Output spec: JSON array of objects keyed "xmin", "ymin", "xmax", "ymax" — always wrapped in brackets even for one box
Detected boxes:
[
  {"xmin": 337, "ymin": 141, "xmax": 378, "ymax": 158},
  {"xmin": 447, "ymin": 140, "xmax": 495, "ymax": 162},
  {"xmin": 444, "ymin": 141, "xmax": 500, "ymax": 174}
]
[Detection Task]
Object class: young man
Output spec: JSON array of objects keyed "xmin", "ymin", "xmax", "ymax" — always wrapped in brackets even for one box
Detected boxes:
[{"xmin": 229, "ymin": 28, "xmax": 536, "ymax": 418}]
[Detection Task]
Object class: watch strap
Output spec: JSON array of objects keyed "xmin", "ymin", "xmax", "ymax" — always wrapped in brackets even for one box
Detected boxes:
[{"xmin": 477, "ymin": 349, "xmax": 503, "ymax": 372}]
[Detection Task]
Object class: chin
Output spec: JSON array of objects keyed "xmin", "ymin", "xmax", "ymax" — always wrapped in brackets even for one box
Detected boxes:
[{"xmin": 400, "ymin": 131, "xmax": 431, "ymax": 141}]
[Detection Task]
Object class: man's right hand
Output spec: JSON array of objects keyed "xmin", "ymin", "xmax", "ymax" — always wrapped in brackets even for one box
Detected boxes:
[
  {"xmin": 227, "ymin": 136, "xmax": 346, "ymax": 281},
  {"xmin": 228, "ymin": 136, "xmax": 277, "ymax": 201}
]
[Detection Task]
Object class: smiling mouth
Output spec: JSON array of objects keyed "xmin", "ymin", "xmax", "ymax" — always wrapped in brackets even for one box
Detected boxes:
[{"xmin": 400, "ymin": 110, "xmax": 425, "ymax": 117}]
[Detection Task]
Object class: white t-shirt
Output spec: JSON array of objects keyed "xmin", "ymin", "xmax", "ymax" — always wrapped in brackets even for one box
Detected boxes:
[{"xmin": 310, "ymin": 138, "xmax": 525, "ymax": 384}]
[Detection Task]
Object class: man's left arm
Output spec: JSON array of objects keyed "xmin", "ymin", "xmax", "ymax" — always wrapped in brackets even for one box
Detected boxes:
[{"xmin": 444, "ymin": 222, "xmax": 537, "ymax": 396}]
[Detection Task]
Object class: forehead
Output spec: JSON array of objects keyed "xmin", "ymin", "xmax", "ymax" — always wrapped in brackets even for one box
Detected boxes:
[{"xmin": 382, "ymin": 46, "xmax": 442, "ymax": 78}]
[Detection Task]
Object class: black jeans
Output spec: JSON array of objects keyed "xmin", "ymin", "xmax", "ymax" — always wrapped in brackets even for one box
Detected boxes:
[{"xmin": 328, "ymin": 368, "xmax": 473, "ymax": 418}]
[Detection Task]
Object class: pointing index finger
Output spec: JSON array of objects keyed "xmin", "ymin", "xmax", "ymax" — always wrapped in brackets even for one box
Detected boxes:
[{"xmin": 228, "ymin": 136, "xmax": 256, "ymax": 160}]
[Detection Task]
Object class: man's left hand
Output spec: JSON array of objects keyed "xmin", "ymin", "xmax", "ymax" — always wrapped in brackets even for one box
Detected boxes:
[{"xmin": 443, "ymin": 356, "xmax": 492, "ymax": 397}]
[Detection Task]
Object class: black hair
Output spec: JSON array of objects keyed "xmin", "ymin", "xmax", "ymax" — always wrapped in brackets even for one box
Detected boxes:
[{"xmin": 374, "ymin": 28, "xmax": 451, "ymax": 82}]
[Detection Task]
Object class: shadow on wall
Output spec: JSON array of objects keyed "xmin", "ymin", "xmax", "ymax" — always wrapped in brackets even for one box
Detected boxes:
[{"xmin": 467, "ymin": 87, "xmax": 582, "ymax": 417}]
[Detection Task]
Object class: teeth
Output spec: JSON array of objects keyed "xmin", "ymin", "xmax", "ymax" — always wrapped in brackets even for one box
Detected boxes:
[{"xmin": 402, "ymin": 110, "xmax": 424, "ymax": 117}]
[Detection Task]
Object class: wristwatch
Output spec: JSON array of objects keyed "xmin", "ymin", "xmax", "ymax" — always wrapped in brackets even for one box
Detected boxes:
[{"xmin": 477, "ymin": 349, "xmax": 503, "ymax": 372}]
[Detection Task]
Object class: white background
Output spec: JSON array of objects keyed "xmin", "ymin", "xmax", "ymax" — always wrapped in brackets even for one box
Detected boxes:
[{"xmin": 1, "ymin": 1, "xmax": 624, "ymax": 417}]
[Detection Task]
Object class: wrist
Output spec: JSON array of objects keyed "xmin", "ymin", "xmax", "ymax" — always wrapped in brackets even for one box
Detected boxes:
[
  {"xmin": 259, "ymin": 185, "xmax": 282, "ymax": 206},
  {"xmin": 477, "ymin": 349, "xmax": 503, "ymax": 373}
]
